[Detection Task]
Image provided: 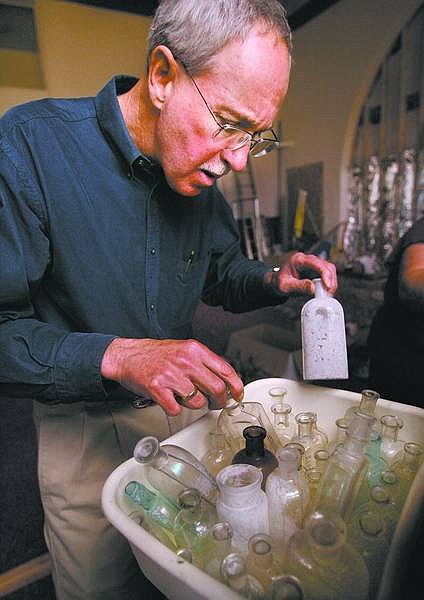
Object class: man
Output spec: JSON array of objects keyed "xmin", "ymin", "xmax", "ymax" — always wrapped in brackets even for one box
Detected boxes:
[
  {"xmin": 0, "ymin": 1, "xmax": 336, "ymax": 598},
  {"xmin": 368, "ymin": 217, "xmax": 424, "ymax": 409}
]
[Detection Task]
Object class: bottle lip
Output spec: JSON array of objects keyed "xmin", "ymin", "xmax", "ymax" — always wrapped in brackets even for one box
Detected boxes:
[
  {"xmin": 221, "ymin": 552, "xmax": 246, "ymax": 579},
  {"xmin": 212, "ymin": 521, "xmax": 233, "ymax": 541},
  {"xmin": 133, "ymin": 436, "xmax": 160, "ymax": 463},
  {"xmin": 380, "ymin": 414, "xmax": 404, "ymax": 429},
  {"xmin": 270, "ymin": 575, "xmax": 304, "ymax": 600},
  {"xmin": 216, "ymin": 463, "xmax": 263, "ymax": 491},
  {"xmin": 248, "ymin": 533, "xmax": 273, "ymax": 556},
  {"xmin": 243, "ymin": 425, "xmax": 266, "ymax": 440},
  {"xmin": 268, "ymin": 386, "xmax": 288, "ymax": 398}
]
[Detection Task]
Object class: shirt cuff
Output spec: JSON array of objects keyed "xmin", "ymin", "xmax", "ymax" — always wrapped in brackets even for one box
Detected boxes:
[{"xmin": 54, "ymin": 332, "xmax": 117, "ymax": 402}]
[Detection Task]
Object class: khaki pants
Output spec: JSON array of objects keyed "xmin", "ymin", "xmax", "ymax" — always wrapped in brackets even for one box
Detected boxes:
[{"xmin": 33, "ymin": 399, "xmax": 206, "ymax": 600}]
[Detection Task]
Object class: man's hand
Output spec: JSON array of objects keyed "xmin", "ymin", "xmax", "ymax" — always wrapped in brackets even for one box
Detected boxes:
[
  {"xmin": 266, "ymin": 252, "xmax": 338, "ymax": 296},
  {"xmin": 100, "ymin": 337, "xmax": 244, "ymax": 416}
]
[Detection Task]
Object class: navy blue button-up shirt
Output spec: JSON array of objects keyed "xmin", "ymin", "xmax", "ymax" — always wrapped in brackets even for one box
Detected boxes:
[{"xmin": 0, "ymin": 76, "xmax": 283, "ymax": 404}]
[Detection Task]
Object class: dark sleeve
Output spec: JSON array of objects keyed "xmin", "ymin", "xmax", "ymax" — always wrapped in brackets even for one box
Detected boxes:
[
  {"xmin": 201, "ymin": 186, "xmax": 286, "ymax": 312},
  {"xmin": 0, "ymin": 136, "xmax": 115, "ymax": 403}
]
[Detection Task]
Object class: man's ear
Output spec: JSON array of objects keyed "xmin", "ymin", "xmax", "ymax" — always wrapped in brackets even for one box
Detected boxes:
[{"xmin": 148, "ymin": 45, "xmax": 178, "ymax": 111}]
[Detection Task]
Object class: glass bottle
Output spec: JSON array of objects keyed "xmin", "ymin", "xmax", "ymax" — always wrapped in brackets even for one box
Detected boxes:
[
  {"xmin": 347, "ymin": 508, "xmax": 390, "ymax": 599},
  {"xmin": 173, "ymin": 488, "xmax": 215, "ymax": 567},
  {"xmin": 269, "ymin": 575, "xmax": 305, "ymax": 600},
  {"xmin": 285, "ymin": 512, "xmax": 369, "ymax": 600},
  {"xmin": 344, "ymin": 389, "xmax": 380, "ymax": 426},
  {"xmin": 366, "ymin": 485, "xmax": 400, "ymax": 541},
  {"xmin": 304, "ymin": 468, "xmax": 322, "ymax": 516},
  {"xmin": 285, "ymin": 442, "xmax": 307, "ymax": 471},
  {"xmin": 391, "ymin": 442, "xmax": 424, "ymax": 508},
  {"xmin": 217, "ymin": 401, "xmax": 282, "ymax": 453},
  {"xmin": 133, "ymin": 435, "xmax": 218, "ymax": 506},
  {"xmin": 201, "ymin": 430, "xmax": 233, "ymax": 477},
  {"xmin": 216, "ymin": 464, "xmax": 269, "ymax": 552},
  {"xmin": 124, "ymin": 480, "xmax": 178, "ymax": 532},
  {"xmin": 366, "ymin": 428, "xmax": 388, "ymax": 476},
  {"xmin": 265, "ymin": 447, "xmax": 309, "ymax": 550},
  {"xmin": 314, "ymin": 449, "xmax": 330, "ymax": 475},
  {"xmin": 127, "ymin": 507, "xmax": 177, "ymax": 551},
  {"xmin": 220, "ymin": 553, "xmax": 264, "ymax": 599},
  {"xmin": 328, "ymin": 417, "xmax": 349, "ymax": 455},
  {"xmin": 269, "ymin": 386, "xmax": 295, "ymax": 445},
  {"xmin": 246, "ymin": 533, "xmax": 285, "ymax": 592},
  {"xmin": 291, "ymin": 412, "xmax": 328, "ymax": 471},
  {"xmin": 311, "ymin": 412, "xmax": 375, "ymax": 519},
  {"xmin": 271, "ymin": 403, "xmax": 296, "ymax": 446},
  {"xmin": 232, "ymin": 426, "xmax": 278, "ymax": 489},
  {"xmin": 301, "ymin": 277, "xmax": 348, "ymax": 380},
  {"xmin": 380, "ymin": 414, "xmax": 405, "ymax": 465},
  {"xmin": 378, "ymin": 469, "xmax": 404, "ymax": 512},
  {"xmin": 355, "ymin": 429, "xmax": 389, "ymax": 506},
  {"xmin": 203, "ymin": 521, "xmax": 234, "ymax": 581}
]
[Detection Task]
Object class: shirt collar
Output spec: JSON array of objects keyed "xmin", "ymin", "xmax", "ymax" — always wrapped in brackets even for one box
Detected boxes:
[{"xmin": 95, "ymin": 75, "xmax": 160, "ymax": 179}]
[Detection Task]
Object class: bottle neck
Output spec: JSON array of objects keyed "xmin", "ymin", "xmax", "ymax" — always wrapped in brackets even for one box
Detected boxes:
[
  {"xmin": 313, "ymin": 278, "xmax": 327, "ymax": 299},
  {"xmin": 357, "ymin": 390, "xmax": 379, "ymax": 416}
]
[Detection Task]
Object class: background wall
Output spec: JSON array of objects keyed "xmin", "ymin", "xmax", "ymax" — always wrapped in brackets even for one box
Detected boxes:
[
  {"xmin": 1, "ymin": 0, "xmax": 422, "ymax": 234},
  {"xmin": 281, "ymin": 0, "xmax": 422, "ymax": 233}
]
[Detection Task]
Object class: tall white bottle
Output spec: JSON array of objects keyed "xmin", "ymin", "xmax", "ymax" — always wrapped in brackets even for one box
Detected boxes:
[{"xmin": 301, "ymin": 278, "xmax": 348, "ymax": 380}]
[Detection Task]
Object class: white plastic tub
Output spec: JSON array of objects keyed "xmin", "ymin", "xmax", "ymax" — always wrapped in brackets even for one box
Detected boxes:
[{"xmin": 102, "ymin": 378, "xmax": 424, "ymax": 600}]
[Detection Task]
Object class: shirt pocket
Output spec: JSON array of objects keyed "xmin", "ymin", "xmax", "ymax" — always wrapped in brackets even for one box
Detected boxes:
[{"xmin": 170, "ymin": 252, "xmax": 210, "ymax": 326}]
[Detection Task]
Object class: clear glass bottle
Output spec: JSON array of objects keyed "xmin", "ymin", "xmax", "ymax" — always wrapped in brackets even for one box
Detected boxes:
[
  {"xmin": 344, "ymin": 389, "xmax": 380, "ymax": 426},
  {"xmin": 246, "ymin": 533, "xmax": 284, "ymax": 592},
  {"xmin": 124, "ymin": 480, "xmax": 178, "ymax": 532},
  {"xmin": 265, "ymin": 447, "xmax": 309, "ymax": 550},
  {"xmin": 301, "ymin": 277, "xmax": 348, "ymax": 380},
  {"xmin": 217, "ymin": 401, "xmax": 282, "ymax": 453},
  {"xmin": 127, "ymin": 506, "xmax": 177, "ymax": 551},
  {"xmin": 285, "ymin": 512, "xmax": 369, "ymax": 600},
  {"xmin": 366, "ymin": 485, "xmax": 400, "ymax": 541},
  {"xmin": 216, "ymin": 464, "xmax": 269, "ymax": 552},
  {"xmin": 355, "ymin": 430, "xmax": 388, "ymax": 508},
  {"xmin": 271, "ymin": 402, "xmax": 296, "ymax": 446},
  {"xmin": 203, "ymin": 521, "xmax": 234, "ymax": 581},
  {"xmin": 133, "ymin": 436, "xmax": 218, "ymax": 506},
  {"xmin": 221, "ymin": 553, "xmax": 264, "ymax": 599},
  {"xmin": 391, "ymin": 442, "xmax": 424, "ymax": 508},
  {"xmin": 328, "ymin": 417, "xmax": 349, "ymax": 455},
  {"xmin": 269, "ymin": 575, "xmax": 305, "ymax": 600},
  {"xmin": 314, "ymin": 449, "xmax": 330, "ymax": 474},
  {"xmin": 311, "ymin": 412, "xmax": 375, "ymax": 519},
  {"xmin": 291, "ymin": 412, "xmax": 328, "ymax": 471},
  {"xmin": 380, "ymin": 414, "xmax": 405, "ymax": 465},
  {"xmin": 304, "ymin": 468, "xmax": 323, "ymax": 516},
  {"xmin": 347, "ymin": 508, "xmax": 390, "ymax": 599},
  {"xmin": 232, "ymin": 426, "xmax": 278, "ymax": 489},
  {"xmin": 363, "ymin": 429, "xmax": 389, "ymax": 489},
  {"xmin": 201, "ymin": 430, "xmax": 233, "ymax": 477},
  {"xmin": 173, "ymin": 488, "xmax": 215, "ymax": 567}
]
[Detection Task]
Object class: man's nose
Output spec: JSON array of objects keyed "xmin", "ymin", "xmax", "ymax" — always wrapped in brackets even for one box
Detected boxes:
[{"xmin": 220, "ymin": 144, "xmax": 251, "ymax": 172}]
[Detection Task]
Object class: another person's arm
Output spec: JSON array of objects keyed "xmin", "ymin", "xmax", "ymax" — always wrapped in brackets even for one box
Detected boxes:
[{"xmin": 398, "ymin": 243, "xmax": 424, "ymax": 313}]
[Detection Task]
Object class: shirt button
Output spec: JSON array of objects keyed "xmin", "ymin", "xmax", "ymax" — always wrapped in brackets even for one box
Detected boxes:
[
  {"xmin": 150, "ymin": 303, "xmax": 155, "ymax": 310},
  {"xmin": 150, "ymin": 248, "xmax": 156, "ymax": 255}
]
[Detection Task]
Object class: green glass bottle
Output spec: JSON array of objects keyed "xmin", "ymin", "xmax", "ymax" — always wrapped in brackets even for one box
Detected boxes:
[
  {"xmin": 173, "ymin": 488, "xmax": 215, "ymax": 567},
  {"xmin": 124, "ymin": 480, "xmax": 178, "ymax": 531}
]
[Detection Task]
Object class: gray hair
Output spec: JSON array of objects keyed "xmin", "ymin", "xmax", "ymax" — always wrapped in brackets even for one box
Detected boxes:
[{"xmin": 148, "ymin": 0, "xmax": 292, "ymax": 75}]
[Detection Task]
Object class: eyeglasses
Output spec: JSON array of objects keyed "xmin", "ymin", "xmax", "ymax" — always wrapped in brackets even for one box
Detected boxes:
[{"xmin": 182, "ymin": 66, "xmax": 280, "ymax": 158}]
